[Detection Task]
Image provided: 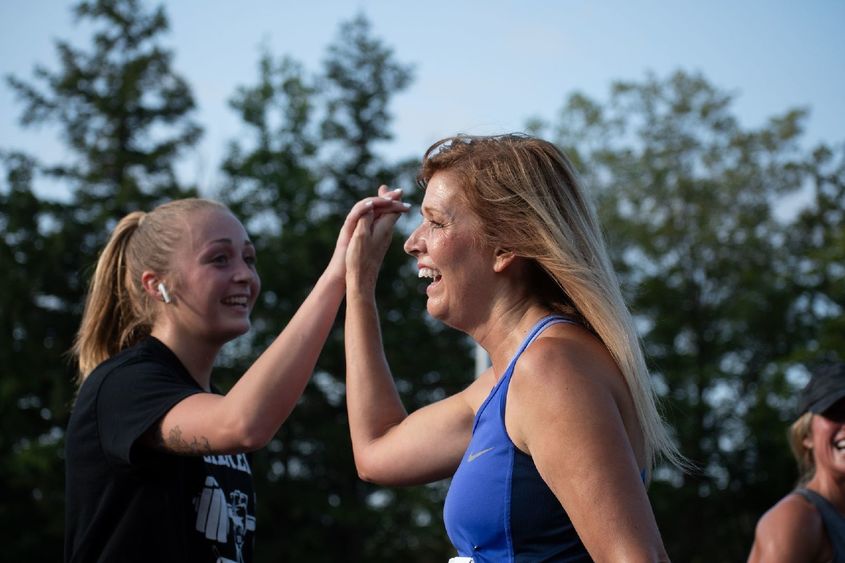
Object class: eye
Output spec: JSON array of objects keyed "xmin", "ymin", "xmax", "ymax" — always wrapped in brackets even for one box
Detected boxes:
[
  {"xmin": 212, "ymin": 254, "xmax": 228, "ymax": 265},
  {"xmin": 244, "ymin": 254, "xmax": 257, "ymax": 266},
  {"xmin": 427, "ymin": 218, "xmax": 445, "ymax": 229}
]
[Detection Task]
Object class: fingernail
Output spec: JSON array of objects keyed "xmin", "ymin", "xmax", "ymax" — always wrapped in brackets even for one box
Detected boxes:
[
  {"xmin": 392, "ymin": 188, "xmax": 403, "ymax": 193},
  {"xmin": 402, "ymin": 202, "xmax": 411, "ymax": 208},
  {"xmin": 381, "ymin": 195, "xmax": 393, "ymax": 200},
  {"xmin": 365, "ymin": 200, "xmax": 373, "ymax": 207}
]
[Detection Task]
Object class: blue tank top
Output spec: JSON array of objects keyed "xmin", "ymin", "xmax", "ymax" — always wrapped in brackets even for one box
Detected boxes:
[{"xmin": 443, "ymin": 315, "xmax": 592, "ymax": 562}]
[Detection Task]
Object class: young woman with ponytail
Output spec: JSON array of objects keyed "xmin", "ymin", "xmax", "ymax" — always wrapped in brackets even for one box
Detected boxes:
[
  {"xmin": 64, "ymin": 195, "xmax": 408, "ymax": 562},
  {"xmin": 344, "ymin": 134, "xmax": 685, "ymax": 562}
]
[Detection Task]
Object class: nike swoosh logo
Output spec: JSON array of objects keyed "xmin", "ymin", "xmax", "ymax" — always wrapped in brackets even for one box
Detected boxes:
[{"xmin": 467, "ymin": 447, "xmax": 494, "ymax": 462}]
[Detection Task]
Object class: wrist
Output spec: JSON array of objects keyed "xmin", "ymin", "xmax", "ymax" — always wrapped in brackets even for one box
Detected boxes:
[
  {"xmin": 318, "ymin": 267, "xmax": 347, "ymax": 296},
  {"xmin": 346, "ymin": 280, "xmax": 377, "ymax": 303}
]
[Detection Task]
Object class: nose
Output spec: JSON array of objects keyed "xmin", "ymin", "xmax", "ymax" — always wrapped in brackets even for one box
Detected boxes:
[
  {"xmin": 234, "ymin": 259, "xmax": 257, "ymax": 284},
  {"xmin": 236, "ymin": 263, "xmax": 261, "ymax": 296},
  {"xmin": 404, "ymin": 222, "xmax": 423, "ymax": 256}
]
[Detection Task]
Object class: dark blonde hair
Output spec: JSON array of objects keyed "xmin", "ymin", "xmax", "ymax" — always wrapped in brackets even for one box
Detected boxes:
[
  {"xmin": 72, "ymin": 198, "xmax": 229, "ymax": 381},
  {"xmin": 788, "ymin": 412, "xmax": 815, "ymax": 485},
  {"xmin": 419, "ymin": 133, "xmax": 684, "ymax": 472}
]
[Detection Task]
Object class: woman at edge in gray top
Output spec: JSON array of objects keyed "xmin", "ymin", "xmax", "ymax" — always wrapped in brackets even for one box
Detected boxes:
[{"xmin": 749, "ymin": 361, "xmax": 845, "ymax": 563}]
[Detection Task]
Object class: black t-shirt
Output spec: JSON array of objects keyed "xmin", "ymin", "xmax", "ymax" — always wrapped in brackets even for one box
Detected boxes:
[{"xmin": 65, "ymin": 337, "xmax": 256, "ymax": 563}]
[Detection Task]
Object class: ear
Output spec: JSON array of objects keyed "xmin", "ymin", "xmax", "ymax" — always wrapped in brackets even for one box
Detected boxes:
[
  {"xmin": 493, "ymin": 248, "xmax": 518, "ymax": 273},
  {"xmin": 141, "ymin": 270, "xmax": 168, "ymax": 303},
  {"xmin": 802, "ymin": 422, "xmax": 814, "ymax": 450}
]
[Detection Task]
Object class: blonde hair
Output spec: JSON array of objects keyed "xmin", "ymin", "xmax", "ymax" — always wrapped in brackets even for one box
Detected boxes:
[
  {"xmin": 72, "ymin": 198, "xmax": 228, "ymax": 382},
  {"xmin": 419, "ymin": 133, "xmax": 685, "ymax": 472},
  {"xmin": 788, "ymin": 412, "xmax": 815, "ymax": 485}
]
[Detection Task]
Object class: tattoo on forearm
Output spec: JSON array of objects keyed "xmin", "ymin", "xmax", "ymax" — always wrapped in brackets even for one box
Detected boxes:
[{"xmin": 164, "ymin": 425, "xmax": 212, "ymax": 455}]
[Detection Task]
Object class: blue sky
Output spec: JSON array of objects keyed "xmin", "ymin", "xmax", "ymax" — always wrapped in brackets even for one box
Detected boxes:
[{"xmin": 1, "ymin": 1, "xmax": 842, "ymax": 198}]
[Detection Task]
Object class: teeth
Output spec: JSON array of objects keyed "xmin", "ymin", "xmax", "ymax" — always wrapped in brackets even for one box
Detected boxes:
[
  {"xmin": 222, "ymin": 296, "xmax": 248, "ymax": 306},
  {"xmin": 836, "ymin": 440, "xmax": 845, "ymax": 450},
  {"xmin": 418, "ymin": 267, "xmax": 441, "ymax": 280}
]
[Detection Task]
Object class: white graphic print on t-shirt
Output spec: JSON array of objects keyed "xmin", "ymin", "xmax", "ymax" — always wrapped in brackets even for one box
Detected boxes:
[{"xmin": 194, "ymin": 453, "xmax": 255, "ymax": 563}]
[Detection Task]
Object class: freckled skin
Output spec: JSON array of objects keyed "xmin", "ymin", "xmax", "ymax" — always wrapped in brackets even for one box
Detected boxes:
[{"xmin": 403, "ymin": 171, "xmax": 498, "ymax": 330}]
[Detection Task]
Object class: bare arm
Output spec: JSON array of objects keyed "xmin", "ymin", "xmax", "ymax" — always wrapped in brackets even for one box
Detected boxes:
[
  {"xmin": 343, "ymin": 198, "xmax": 480, "ymax": 485},
  {"xmin": 508, "ymin": 330, "xmax": 669, "ymax": 563},
  {"xmin": 150, "ymin": 194, "xmax": 410, "ymax": 455},
  {"xmin": 748, "ymin": 493, "xmax": 826, "ymax": 563}
]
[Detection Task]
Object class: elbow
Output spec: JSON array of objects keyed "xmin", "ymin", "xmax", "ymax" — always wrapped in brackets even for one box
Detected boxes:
[
  {"xmin": 227, "ymin": 416, "xmax": 273, "ymax": 453},
  {"xmin": 356, "ymin": 468, "xmax": 378, "ymax": 484},
  {"xmin": 353, "ymin": 455, "xmax": 378, "ymax": 483},
  {"xmin": 352, "ymin": 450, "xmax": 386, "ymax": 484},
  {"xmin": 238, "ymin": 433, "xmax": 270, "ymax": 453}
]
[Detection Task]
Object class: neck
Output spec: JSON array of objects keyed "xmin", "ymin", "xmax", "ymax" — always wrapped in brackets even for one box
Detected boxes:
[
  {"xmin": 807, "ymin": 471, "xmax": 845, "ymax": 514},
  {"xmin": 150, "ymin": 326, "xmax": 220, "ymax": 391},
  {"xmin": 470, "ymin": 296, "xmax": 552, "ymax": 378}
]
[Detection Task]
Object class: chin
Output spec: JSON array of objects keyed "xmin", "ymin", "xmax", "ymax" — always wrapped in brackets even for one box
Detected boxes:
[
  {"xmin": 426, "ymin": 305, "xmax": 464, "ymax": 333},
  {"xmin": 221, "ymin": 322, "xmax": 251, "ymax": 342}
]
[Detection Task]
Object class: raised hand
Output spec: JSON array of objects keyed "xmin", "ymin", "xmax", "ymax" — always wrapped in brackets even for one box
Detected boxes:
[
  {"xmin": 346, "ymin": 190, "xmax": 404, "ymax": 296},
  {"xmin": 327, "ymin": 186, "xmax": 409, "ymax": 282}
]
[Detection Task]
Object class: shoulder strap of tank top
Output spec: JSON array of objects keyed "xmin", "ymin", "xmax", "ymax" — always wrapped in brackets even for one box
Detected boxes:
[
  {"xmin": 501, "ymin": 315, "xmax": 579, "ymax": 383},
  {"xmin": 795, "ymin": 488, "xmax": 845, "ymax": 557},
  {"xmin": 487, "ymin": 315, "xmax": 580, "ymax": 424}
]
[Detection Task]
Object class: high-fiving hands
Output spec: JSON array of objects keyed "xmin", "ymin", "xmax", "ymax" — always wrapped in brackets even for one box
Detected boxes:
[
  {"xmin": 328, "ymin": 185, "xmax": 409, "ymax": 284},
  {"xmin": 345, "ymin": 185, "xmax": 409, "ymax": 295}
]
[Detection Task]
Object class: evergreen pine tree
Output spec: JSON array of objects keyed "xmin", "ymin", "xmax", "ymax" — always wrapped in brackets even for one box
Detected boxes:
[{"xmin": 2, "ymin": 1, "xmax": 201, "ymax": 557}]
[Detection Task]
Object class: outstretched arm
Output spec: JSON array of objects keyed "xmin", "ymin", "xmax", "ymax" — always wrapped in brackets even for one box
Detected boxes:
[
  {"xmin": 149, "ymin": 192, "xmax": 410, "ymax": 455},
  {"xmin": 344, "ymin": 189, "xmax": 478, "ymax": 485}
]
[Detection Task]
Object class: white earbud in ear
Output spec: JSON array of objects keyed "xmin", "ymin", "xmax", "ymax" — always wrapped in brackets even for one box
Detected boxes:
[{"xmin": 157, "ymin": 282, "xmax": 171, "ymax": 304}]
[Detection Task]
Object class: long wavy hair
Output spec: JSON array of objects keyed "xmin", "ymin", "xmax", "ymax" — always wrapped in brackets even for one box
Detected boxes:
[
  {"xmin": 72, "ymin": 198, "xmax": 228, "ymax": 382},
  {"xmin": 418, "ymin": 133, "xmax": 685, "ymax": 472}
]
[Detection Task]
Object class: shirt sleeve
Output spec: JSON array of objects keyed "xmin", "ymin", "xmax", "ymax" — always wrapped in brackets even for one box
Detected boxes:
[{"xmin": 96, "ymin": 358, "xmax": 203, "ymax": 466}]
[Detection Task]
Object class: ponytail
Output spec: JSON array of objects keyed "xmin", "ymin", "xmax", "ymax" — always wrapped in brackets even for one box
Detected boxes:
[
  {"xmin": 72, "ymin": 198, "xmax": 229, "ymax": 383},
  {"xmin": 73, "ymin": 212, "xmax": 151, "ymax": 382}
]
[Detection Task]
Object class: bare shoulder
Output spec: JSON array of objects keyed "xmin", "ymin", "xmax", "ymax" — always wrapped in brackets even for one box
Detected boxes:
[
  {"xmin": 505, "ymin": 323, "xmax": 627, "ymax": 447},
  {"xmin": 504, "ymin": 322, "xmax": 648, "ymax": 467},
  {"xmin": 510, "ymin": 323, "xmax": 624, "ymax": 403},
  {"xmin": 750, "ymin": 492, "xmax": 826, "ymax": 563}
]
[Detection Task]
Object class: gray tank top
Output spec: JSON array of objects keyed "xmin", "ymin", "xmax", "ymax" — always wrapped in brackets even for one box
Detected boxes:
[{"xmin": 796, "ymin": 488, "xmax": 845, "ymax": 563}]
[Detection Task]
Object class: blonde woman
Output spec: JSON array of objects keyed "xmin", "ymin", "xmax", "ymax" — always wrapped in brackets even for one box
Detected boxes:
[
  {"xmin": 344, "ymin": 134, "xmax": 683, "ymax": 561},
  {"xmin": 748, "ymin": 362, "xmax": 845, "ymax": 563},
  {"xmin": 64, "ymin": 195, "xmax": 407, "ymax": 562}
]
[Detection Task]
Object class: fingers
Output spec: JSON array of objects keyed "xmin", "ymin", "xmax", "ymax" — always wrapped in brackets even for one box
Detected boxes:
[
  {"xmin": 345, "ymin": 191, "xmax": 408, "ymax": 228},
  {"xmin": 372, "ymin": 209, "xmax": 401, "ymax": 239},
  {"xmin": 346, "ymin": 205, "xmax": 398, "ymax": 289},
  {"xmin": 338, "ymin": 187, "xmax": 409, "ymax": 253},
  {"xmin": 379, "ymin": 185, "xmax": 401, "ymax": 200},
  {"xmin": 355, "ymin": 208, "xmax": 375, "ymax": 236}
]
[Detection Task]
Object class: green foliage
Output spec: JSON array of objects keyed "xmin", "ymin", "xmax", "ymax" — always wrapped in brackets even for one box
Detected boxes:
[
  {"xmin": 214, "ymin": 15, "xmax": 468, "ymax": 562},
  {"xmin": 787, "ymin": 144, "xmax": 845, "ymax": 359},
  {"xmin": 0, "ymin": 153, "xmax": 71, "ymax": 560},
  {"xmin": 3, "ymin": 1, "xmax": 843, "ymax": 560},
  {"xmin": 7, "ymin": 0, "xmax": 200, "ymax": 223},
  {"xmin": 2, "ymin": 0, "xmax": 200, "ymax": 559}
]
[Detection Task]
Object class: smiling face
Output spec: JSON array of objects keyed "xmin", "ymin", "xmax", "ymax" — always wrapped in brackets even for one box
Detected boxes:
[
  {"xmin": 163, "ymin": 207, "xmax": 261, "ymax": 345},
  {"xmin": 805, "ymin": 398, "xmax": 845, "ymax": 480},
  {"xmin": 403, "ymin": 171, "xmax": 497, "ymax": 330}
]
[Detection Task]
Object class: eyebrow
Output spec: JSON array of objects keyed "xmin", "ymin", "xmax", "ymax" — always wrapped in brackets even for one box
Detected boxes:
[
  {"xmin": 205, "ymin": 238, "xmax": 255, "ymax": 248},
  {"xmin": 208, "ymin": 238, "xmax": 254, "ymax": 247}
]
